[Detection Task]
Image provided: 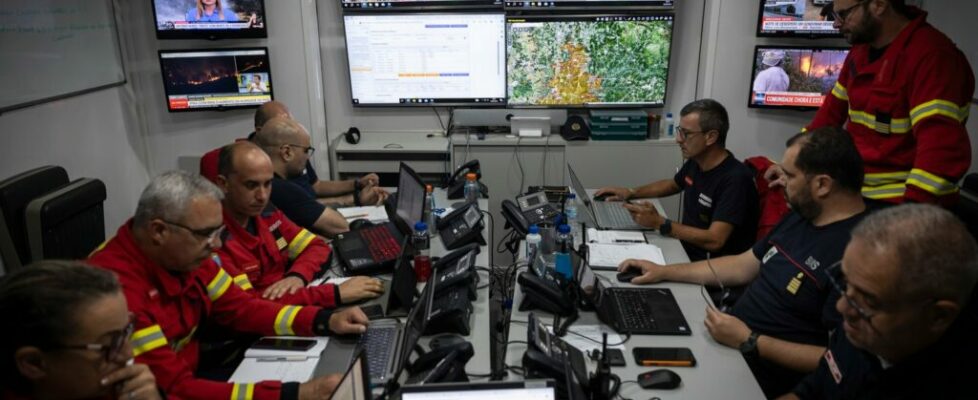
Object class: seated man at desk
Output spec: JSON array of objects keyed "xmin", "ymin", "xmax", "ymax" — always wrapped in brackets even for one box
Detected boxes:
[
  {"xmin": 212, "ymin": 141, "xmax": 384, "ymax": 305},
  {"xmin": 619, "ymin": 127, "xmax": 867, "ymax": 398},
  {"xmin": 251, "ymin": 101, "xmax": 388, "ymax": 209},
  {"xmin": 595, "ymin": 98, "xmax": 759, "ymax": 261},
  {"xmin": 88, "ymin": 171, "xmax": 365, "ymax": 400},
  {"xmin": 784, "ymin": 204, "xmax": 978, "ymax": 399}
]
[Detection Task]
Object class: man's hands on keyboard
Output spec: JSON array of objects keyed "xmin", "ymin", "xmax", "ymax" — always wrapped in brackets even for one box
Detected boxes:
[
  {"xmin": 339, "ymin": 276, "xmax": 386, "ymax": 304},
  {"xmin": 330, "ymin": 307, "xmax": 370, "ymax": 334},
  {"xmin": 299, "ymin": 373, "xmax": 343, "ymax": 400}
]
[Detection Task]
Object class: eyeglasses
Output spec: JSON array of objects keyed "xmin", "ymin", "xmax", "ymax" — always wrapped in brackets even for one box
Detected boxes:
[
  {"xmin": 676, "ymin": 126, "xmax": 709, "ymax": 141},
  {"xmin": 283, "ymin": 144, "xmax": 315, "ymax": 155},
  {"xmin": 162, "ymin": 220, "xmax": 225, "ymax": 242},
  {"xmin": 700, "ymin": 253, "xmax": 732, "ymax": 312},
  {"xmin": 825, "ymin": 261, "xmax": 876, "ymax": 324},
  {"xmin": 51, "ymin": 321, "xmax": 134, "ymax": 363},
  {"xmin": 832, "ymin": 0, "xmax": 867, "ymax": 22}
]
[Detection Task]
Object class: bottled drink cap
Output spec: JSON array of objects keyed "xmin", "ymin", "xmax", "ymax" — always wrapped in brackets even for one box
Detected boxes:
[
  {"xmin": 567, "ymin": 193, "xmax": 576, "ymax": 199},
  {"xmin": 466, "ymin": 172, "xmax": 477, "ymax": 180},
  {"xmin": 425, "ymin": 184, "xmax": 433, "ymax": 193},
  {"xmin": 528, "ymin": 224, "xmax": 539, "ymax": 234},
  {"xmin": 414, "ymin": 221, "xmax": 427, "ymax": 231},
  {"xmin": 666, "ymin": 112, "xmax": 673, "ymax": 117},
  {"xmin": 558, "ymin": 224, "xmax": 571, "ymax": 234}
]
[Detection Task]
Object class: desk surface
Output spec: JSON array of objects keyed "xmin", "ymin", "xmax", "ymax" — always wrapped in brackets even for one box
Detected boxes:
[{"xmin": 503, "ymin": 195, "xmax": 765, "ymax": 400}]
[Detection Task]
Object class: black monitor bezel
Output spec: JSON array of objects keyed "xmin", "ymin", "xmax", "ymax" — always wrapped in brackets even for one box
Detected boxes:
[
  {"xmin": 505, "ymin": 13, "xmax": 675, "ymax": 109},
  {"xmin": 157, "ymin": 47, "xmax": 275, "ymax": 113},
  {"xmin": 504, "ymin": 0, "xmax": 675, "ymax": 11},
  {"xmin": 341, "ymin": 11, "xmax": 508, "ymax": 108},
  {"xmin": 151, "ymin": 0, "xmax": 268, "ymax": 40},
  {"xmin": 746, "ymin": 44, "xmax": 850, "ymax": 111},
  {"xmin": 341, "ymin": 0, "xmax": 504, "ymax": 11},
  {"xmin": 754, "ymin": 0, "xmax": 842, "ymax": 39}
]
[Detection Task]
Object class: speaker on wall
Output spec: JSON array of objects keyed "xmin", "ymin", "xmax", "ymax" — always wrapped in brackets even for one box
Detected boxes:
[{"xmin": 560, "ymin": 115, "xmax": 590, "ymax": 141}]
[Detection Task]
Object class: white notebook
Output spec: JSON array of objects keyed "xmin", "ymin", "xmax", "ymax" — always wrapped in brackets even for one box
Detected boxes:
[{"xmin": 588, "ymin": 243, "xmax": 665, "ymax": 267}]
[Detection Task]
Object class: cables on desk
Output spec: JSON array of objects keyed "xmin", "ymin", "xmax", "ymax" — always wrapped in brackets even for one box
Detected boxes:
[{"xmin": 509, "ymin": 319, "xmax": 632, "ymax": 347}]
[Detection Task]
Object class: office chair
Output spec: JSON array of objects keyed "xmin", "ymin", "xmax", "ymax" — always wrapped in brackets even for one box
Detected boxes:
[
  {"xmin": 25, "ymin": 178, "xmax": 107, "ymax": 262},
  {"xmin": 954, "ymin": 173, "xmax": 978, "ymax": 240},
  {"xmin": 0, "ymin": 166, "xmax": 70, "ymax": 272}
]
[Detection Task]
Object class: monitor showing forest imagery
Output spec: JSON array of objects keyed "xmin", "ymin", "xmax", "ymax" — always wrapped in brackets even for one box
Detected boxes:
[
  {"xmin": 506, "ymin": 14, "xmax": 674, "ymax": 107},
  {"xmin": 748, "ymin": 46, "xmax": 849, "ymax": 109}
]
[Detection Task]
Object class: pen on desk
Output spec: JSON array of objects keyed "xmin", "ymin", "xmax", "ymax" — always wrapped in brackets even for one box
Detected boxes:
[
  {"xmin": 640, "ymin": 360, "xmax": 694, "ymax": 367},
  {"xmin": 614, "ymin": 239, "xmax": 644, "ymax": 243},
  {"xmin": 343, "ymin": 213, "xmax": 369, "ymax": 220},
  {"xmin": 256, "ymin": 356, "xmax": 309, "ymax": 362}
]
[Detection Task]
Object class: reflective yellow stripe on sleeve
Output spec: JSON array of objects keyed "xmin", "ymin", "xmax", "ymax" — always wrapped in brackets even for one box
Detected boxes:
[
  {"xmin": 909, "ymin": 99, "xmax": 970, "ymax": 127},
  {"xmin": 131, "ymin": 325, "xmax": 168, "ymax": 357},
  {"xmin": 862, "ymin": 183, "xmax": 907, "ymax": 200},
  {"xmin": 231, "ymin": 383, "xmax": 255, "ymax": 400},
  {"xmin": 907, "ymin": 168, "xmax": 959, "ymax": 196},
  {"xmin": 863, "ymin": 171, "xmax": 910, "ymax": 186},
  {"xmin": 207, "ymin": 268, "xmax": 233, "ymax": 302},
  {"xmin": 831, "ymin": 81, "xmax": 849, "ymax": 101},
  {"xmin": 233, "ymin": 274, "xmax": 254, "ymax": 291},
  {"xmin": 274, "ymin": 305, "xmax": 303, "ymax": 335},
  {"xmin": 848, "ymin": 109, "xmax": 911, "ymax": 134},
  {"xmin": 287, "ymin": 229, "xmax": 317, "ymax": 260}
]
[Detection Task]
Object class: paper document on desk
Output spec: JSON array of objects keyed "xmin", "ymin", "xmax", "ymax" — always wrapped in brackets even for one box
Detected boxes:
[
  {"xmin": 547, "ymin": 325, "xmax": 625, "ymax": 354},
  {"xmin": 229, "ymin": 357, "xmax": 319, "ymax": 383},
  {"xmin": 338, "ymin": 206, "xmax": 388, "ymax": 222},
  {"xmin": 586, "ymin": 228, "xmax": 647, "ymax": 245},
  {"xmin": 243, "ymin": 336, "xmax": 328, "ymax": 358},
  {"xmin": 588, "ymin": 243, "xmax": 665, "ymax": 267}
]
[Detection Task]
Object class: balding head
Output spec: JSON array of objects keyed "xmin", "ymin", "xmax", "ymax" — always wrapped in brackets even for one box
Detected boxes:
[
  {"xmin": 217, "ymin": 141, "xmax": 272, "ymax": 178},
  {"xmin": 254, "ymin": 101, "xmax": 291, "ymax": 132},
  {"xmin": 255, "ymin": 117, "xmax": 308, "ymax": 148},
  {"xmin": 217, "ymin": 141, "xmax": 275, "ymax": 220}
]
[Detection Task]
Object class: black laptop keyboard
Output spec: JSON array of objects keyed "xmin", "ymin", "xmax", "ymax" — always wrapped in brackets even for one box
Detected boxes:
[
  {"xmin": 614, "ymin": 290, "xmax": 657, "ymax": 331},
  {"xmin": 358, "ymin": 325, "xmax": 398, "ymax": 381},
  {"xmin": 362, "ymin": 226, "xmax": 400, "ymax": 262}
]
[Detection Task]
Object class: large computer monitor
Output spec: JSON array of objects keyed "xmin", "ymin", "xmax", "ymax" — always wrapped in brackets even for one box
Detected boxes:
[
  {"xmin": 343, "ymin": 13, "xmax": 507, "ymax": 107},
  {"xmin": 507, "ymin": 14, "xmax": 674, "ymax": 108},
  {"xmin": 756, "ymin": 0, "xmax": 840, "ymax": 38},
  {"xmin": 152, "ymin": 0, "xmax": 267, "ymax": 39},
  {"xmin": 748, "ymin": 45, "xmax": 850, "ymax": 110},
  {"xmin": 341, "ymin": 0, "xmax": 503, "ymax": 11},
  {"xmin": 400, "ymin": 381, "xmax": 556, "ymax": 400},
  {"xmin": 505, "ymin": 0, "xmax": 675, "ymax": 10},
  {"xmin": 158, "ymin": 48, "xmax": 274, "ymax": 112}
]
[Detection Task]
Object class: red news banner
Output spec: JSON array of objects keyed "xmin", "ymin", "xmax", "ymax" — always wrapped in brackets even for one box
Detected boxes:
[{"xmin": 759, "ymin": 92, "xmax": 825, "ymax": 107}]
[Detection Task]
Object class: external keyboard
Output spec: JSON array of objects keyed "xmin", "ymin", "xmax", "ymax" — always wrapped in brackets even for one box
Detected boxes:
[
  {"xmin": 362, "ymin": 226, "xmax": 400, "ymax": 262},
  {"xmin": 358, "ymin": 325, "xmax": 398, "ymax": 381},
  {"xmin": 615, "ymin": 290, "xmax": 656, "ymax": 330}
]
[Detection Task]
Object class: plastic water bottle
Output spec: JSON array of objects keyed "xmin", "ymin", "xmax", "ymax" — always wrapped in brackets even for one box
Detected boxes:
[
  {"xmin": 664, "ymin": 112, "xmax": 675, "ymax": 138},
  {"xmin": 412, "ymin": 222, "xmax": 431, "ymax": 282},
  {"xmin": 424, "ymin": 184, "xmax": 436, "ymax": 235},
  {"xmin": 554, "ymin": 224, "xmax": 573, "ymax": 280},
  {"xmin": 464, "ymin": 172, "xmax": 479, "ymax": 202},
  {"xmin": 525, "ymin": 224, "xmax": 542, "ymax": 261},
  {"xmin": 565, "ymin": 193, "xmax": 579, "ymax": 238}
]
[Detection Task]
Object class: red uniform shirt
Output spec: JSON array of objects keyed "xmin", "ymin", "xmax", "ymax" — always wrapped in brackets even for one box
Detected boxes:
[
  {"xmin": 89, "ymin": 221, "xmax": 328, "ymax": 400},
  {"xmin": 806, "ymin": 8, "xmax": 974, "ymax": 206}
]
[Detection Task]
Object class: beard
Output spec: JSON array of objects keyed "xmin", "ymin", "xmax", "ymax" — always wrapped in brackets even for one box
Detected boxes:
[
  {"xmin": 787, "ymin": 186, "xmax": 822, "ymax": 221},
  {"xmin": 844, "ymin": 7, "xmax": 882, "ymax": 45}
]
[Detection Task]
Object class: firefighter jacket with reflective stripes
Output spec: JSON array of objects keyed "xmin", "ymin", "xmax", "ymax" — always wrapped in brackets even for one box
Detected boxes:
[
  {"xmin": 217, "ymin": 206, "xmax": 340, "ymax": 307},
  {"xmin": 89, "ymin": 221, "xmax": 331, "ymax": 400},
  {"xmin": 806, "ymin": 8, "xmax": 974, "ymax": 206}
]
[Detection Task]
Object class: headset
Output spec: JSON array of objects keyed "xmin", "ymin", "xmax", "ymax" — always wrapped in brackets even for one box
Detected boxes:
[{"xmin": 344, "ymin": 127, "xmax": 361, "ymax": 145}]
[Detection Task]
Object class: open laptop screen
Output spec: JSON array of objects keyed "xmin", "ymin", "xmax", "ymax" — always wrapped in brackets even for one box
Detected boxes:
[
  {"xmin": 328, "ymin": 351, "xmax": 370, "ymax": 400},
  {"xmin": 395, "ymin": 162, "xmax": 426, "ymax": 228}
]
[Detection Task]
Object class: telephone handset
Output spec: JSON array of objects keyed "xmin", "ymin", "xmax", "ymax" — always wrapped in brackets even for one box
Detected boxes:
[
  {"xmin": 407, "ymin": 341, "xmax": 474, "ymax": 384},
  {"xmin": 446, "ymin": 159, "xmax": 489, "ymax": 199},
  {"xmin": 501, "ymin": 199, "xmax": 531, "ymax": 236},
  {"xmin": 436, "ymin": 201, "xmax": 486, "ymax": 250},
  {"xmin": 517, "ymin": 272, "xmax": 575, "ymax": 316}
]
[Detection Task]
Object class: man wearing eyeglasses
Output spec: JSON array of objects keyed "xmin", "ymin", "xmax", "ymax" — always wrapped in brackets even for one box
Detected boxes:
[
  {"xmin": 212, "ymin": 141, "xmax": 384, "ymax": 305},
  {"xmin": 789, "ymin": 0, "xmax": 974, "ymax": 207},
  {"xmin": 89, "ymin": 171, "xmax": 368, "ymax": 400},
  {"xmin": 782, "ymin": 204, "xmax": 978, "ymax": 399},
  {"xmin": 620, "ymin": 127, "xmax": 868, "ymax": 398},
  {"xmin": 596, "ymin": 98, "xmax": 759, "ymax": 262}
]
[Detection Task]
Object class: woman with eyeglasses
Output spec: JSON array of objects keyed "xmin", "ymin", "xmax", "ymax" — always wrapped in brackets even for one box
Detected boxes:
[{"xmin": 0, "ymin": 260, "xmax": 161, "ymax": 400}]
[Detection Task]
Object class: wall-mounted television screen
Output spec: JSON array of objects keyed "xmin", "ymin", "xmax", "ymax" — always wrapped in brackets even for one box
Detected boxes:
[
  {"xmin": 341, "ymin": 0, "xmax": 503, "ymax": 11},
  {"xmin": 504, "ymin": 0, "xmax": 675, "ymax": 10},
  {"xmin": 343, "ymin": 13, "xmax": 507, "ymax": 107},
  {"xmin": 748, "ymin": 45, "xmax": 850, "ymax": 110},
  {"xmin": 158, "ymin": 48, "xmax": 273, "ymax": 112},
  {"xmin": 507, "ymin": 14, "xmax": 674, "ymax": 108},
  {"xmin": 756, "ymin": 0, "xmax": 840, "ymax": 38},
  {"xmin": 153, "ymin": 0, "xmax": 267, "ymax": 39}
]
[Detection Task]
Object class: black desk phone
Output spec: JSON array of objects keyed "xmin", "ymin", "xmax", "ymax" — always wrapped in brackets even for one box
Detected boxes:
[
  {"xmin": 433, "ymin": 243, "xmax": 479, "ymax": 300},
  {"xmin": 516, "ymin": 191, "xmax": 560, "ymax": 226},
  {"xmin": 436, "ymin": 201, "xmax": 486, "ymax": 250}
]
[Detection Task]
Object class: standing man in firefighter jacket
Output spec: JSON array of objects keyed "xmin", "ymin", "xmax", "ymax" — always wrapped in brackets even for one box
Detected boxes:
[
  {"xmin": 802, "ymin": 0, "xmax": 974, "ymax": 206},
  {"xmin": 212, "ymin": 141, "xmax": 385, "ymax": 306},
  {"xmin": 89, "ymin": 171, "xmax": 369, "ymax": 400}
]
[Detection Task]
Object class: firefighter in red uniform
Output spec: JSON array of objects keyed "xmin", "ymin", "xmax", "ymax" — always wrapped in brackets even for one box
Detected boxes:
[
  {"xmin": 88, "ymin": 171, "xmax": 369, "ymax": 400},
  {"xmin": 210, "ymin": 141, "xmax": 384, "ymax": 306},
  {"xmin": 804, "ymin": 0, "xmax": 974, "ymax": 206}
]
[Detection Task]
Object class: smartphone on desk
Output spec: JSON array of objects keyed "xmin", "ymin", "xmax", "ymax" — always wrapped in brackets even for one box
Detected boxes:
[
  {"xmin": 251, "ymin": 337, "xmax": 317, "ymax": 352},
  {"xmin": 633, "ymin": 347, "xmax": 697, "ymax": 367}
]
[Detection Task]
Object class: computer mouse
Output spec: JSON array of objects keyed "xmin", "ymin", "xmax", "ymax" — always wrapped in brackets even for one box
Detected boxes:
[
  {"xmin": 593, "ymin": 193, "xmax": 612, "ymax": 201},
  {"xmin": 349, "ymin": 218, "xmax": 374, "ymax": 231},
  {"xmin": 638, "ymin": 369, "xmax": 681, "ymax": 390},
  {"xmin": 617, "ymin": 269, "xmax": 642, "ymax": 282}
]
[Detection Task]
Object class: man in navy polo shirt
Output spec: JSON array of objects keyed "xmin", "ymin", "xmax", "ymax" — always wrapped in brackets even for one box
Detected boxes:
[
  {"xmin": 619, "ymin": 127, "xmax": 867, "ymax": 397},
  {"xmin": 783, "ymin": 204, "xmax": 978, "ymax": 399},
  {"xmin": 596, "ymin": 99, "xmax": 759, "ymax": 261}
]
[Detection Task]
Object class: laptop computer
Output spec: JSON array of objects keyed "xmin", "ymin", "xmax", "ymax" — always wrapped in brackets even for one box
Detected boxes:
[
  {"xmin": 356, "ymin": 274, "xmax": 435, "ymax": 386},
  {"xmin": 400, "ymin": 380, "xmax": 557, "ymax": 400},
  {"xmin": 567, "ymin": 164, "xmax": 648, "ymax": 231},
  {"xmin": 335, "ymin": 162, "xmax": 426, "ymax": 275},
  {"xmin": 328, "ymin": 349, "xmax": 370, "ymax": 400},
  {"xmin": 576, "ymin": 246, "xmax": 691, "ymax": 335},
  {"xmin": 357, "ymin": 236, "xmax": 417, "ymax": 320}
]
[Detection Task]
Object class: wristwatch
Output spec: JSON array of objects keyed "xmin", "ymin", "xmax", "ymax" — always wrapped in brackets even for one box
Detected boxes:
[
  {"xmin": 659, "ymin": 218, "xmax": 672, "ymax": 236},
  {"xmin": 739, "ymin": 331, "xmax": 760, "ymax": 360}
]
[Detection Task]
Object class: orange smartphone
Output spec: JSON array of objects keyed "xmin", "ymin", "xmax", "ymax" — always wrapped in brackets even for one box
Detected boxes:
[{"xmin": 632, "ymin": 347, "xmax": 697, "ymax": 367}]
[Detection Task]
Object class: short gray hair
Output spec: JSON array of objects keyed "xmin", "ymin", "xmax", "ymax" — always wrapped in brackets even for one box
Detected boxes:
[
  {"xmin": 133, "ymin": 171, "xmax": 223, "ymax": 227},
  {"xmin": 680, "ymin": 98, "xmax": 730, "ymax": 147},
  {"xmin": 852, "ymin": 204, "xmax": 978, "ymax": 304}
]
